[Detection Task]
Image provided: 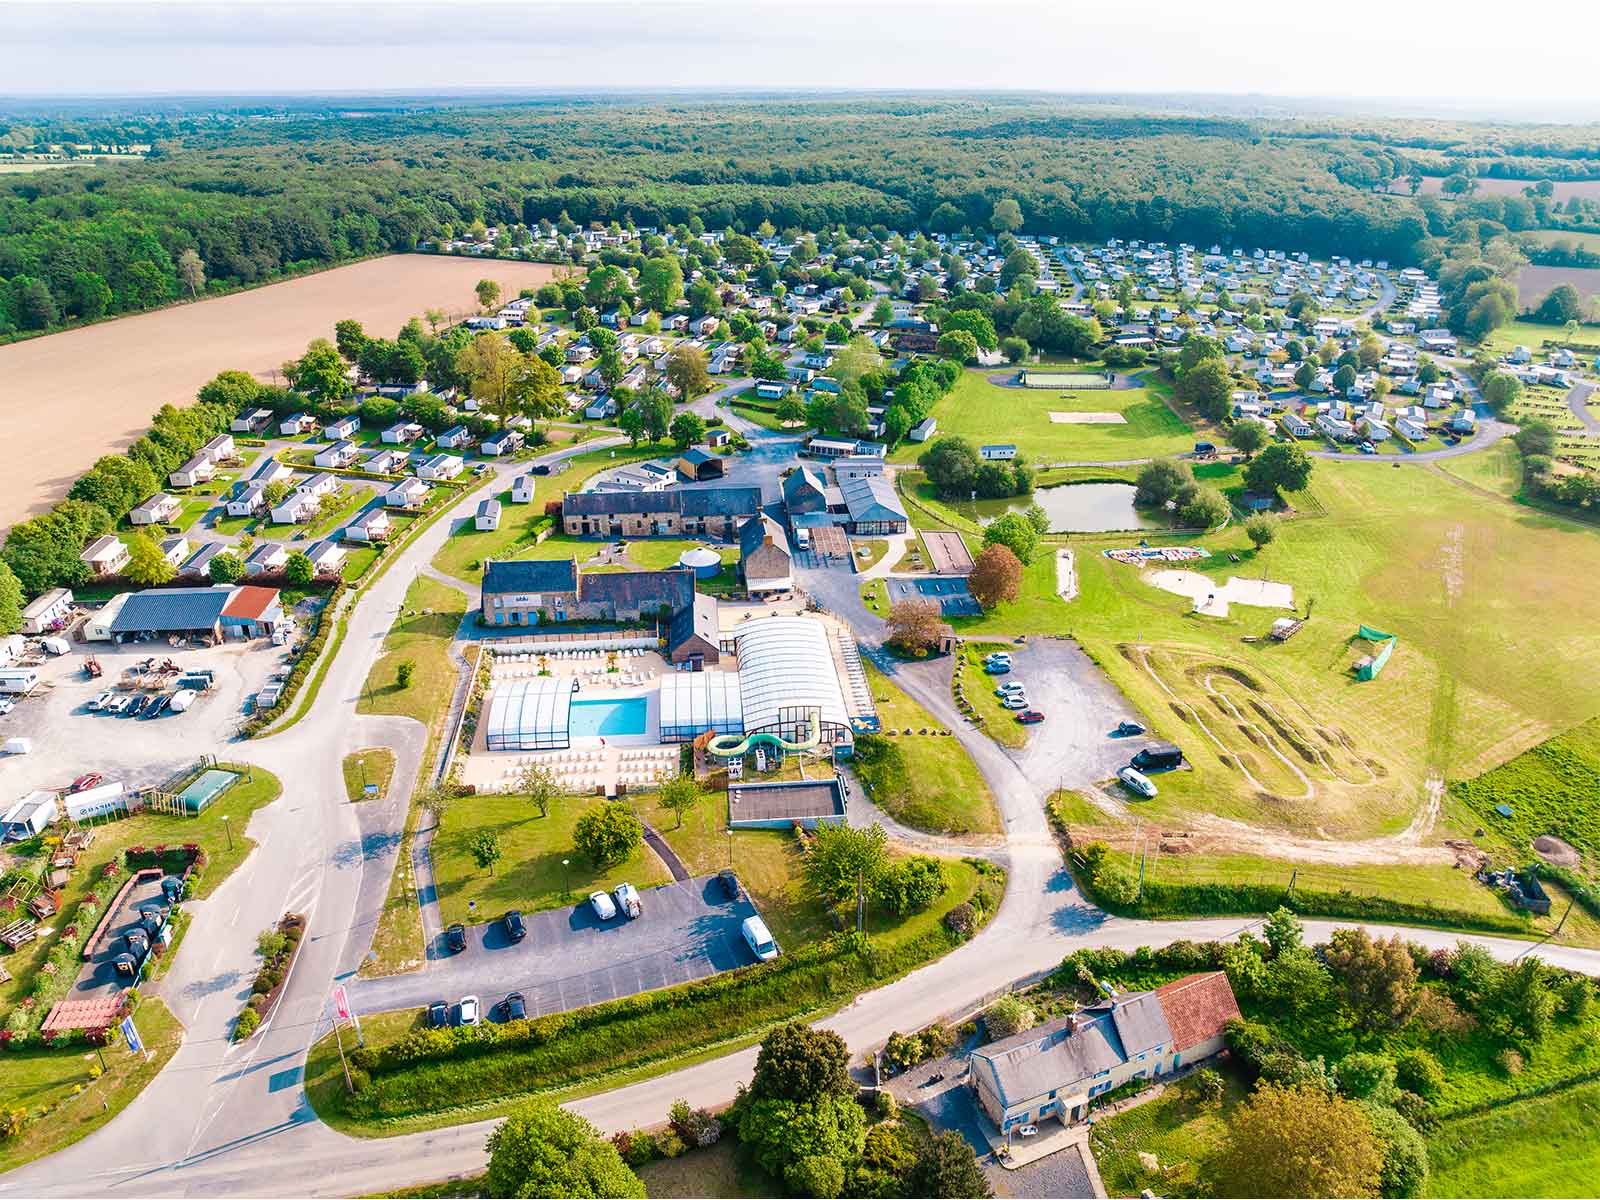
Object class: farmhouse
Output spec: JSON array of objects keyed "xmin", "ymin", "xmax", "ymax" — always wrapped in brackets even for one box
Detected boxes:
[
  {"xmin": 561, "ymin": 486, "xmax": 761, "ymax": 539},
  {"xmin": 481, "ymin": 558, "xmax": 695, "ymax": 626},
  {"xmin": 970, "ymin": 972, "xmax": 1239, "ymax": 1136},
  {"xmin": 739, "ymin": 515, "xmax": 793, "ymax": 595}
]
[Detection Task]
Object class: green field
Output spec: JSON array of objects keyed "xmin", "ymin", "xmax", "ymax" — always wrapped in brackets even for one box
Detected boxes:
[
  {"xmin": 1480, "ymin": 319, "xmax": 1592, "ymax": 358},
  {"xmin": 950, "ymin": 459, "xmax": 1600, "ymax": 843},
  {"xmin": 1450, "ymin": 716, "xmax": 1600, "ymax": 871},
  {"xmin": 889, "ymin": 369, "xmax": 1194, "ymax": 465},
  {"xmin": 357, "ymin": 575, "xmax": 468, "ymax": 753},
  {"xmin": 1425, "ymin": 1078, "xmax": 1600, "ymax": 1198},
  {"xmin": 1435, "ymin": 442, "xmax": 1524, "ymax": 498}
]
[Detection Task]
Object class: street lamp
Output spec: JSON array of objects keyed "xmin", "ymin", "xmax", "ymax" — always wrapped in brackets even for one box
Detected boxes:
[
  {"xmin": 221, "ymin": 815, "xmax": 232, "ymax": 852},
  {"xmin": 562, "ymin": 858, "xmax": 571, "ymax": 900},
  {"xmin": 358, "ymin": 757, "xmax": 367, "ymax": 792},
  {"xmin": 727, "ymin": 829, "xmax": 735, "ymax": 871}
]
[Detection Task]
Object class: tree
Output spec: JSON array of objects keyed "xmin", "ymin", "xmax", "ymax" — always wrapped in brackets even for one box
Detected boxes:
[
  {"xmin": 1211, "ymin": 1083, "xmax": 1383, "ymax": 1199},
  {"xmin": 618, "ymin": 406, "xmax": 646, "ymax": 447},
  {"xmin": 1262, "ymin": 905, "xmax": 1303, "ymax": 957},
  {"xmin": 631, "ymin": 387, "xmax": 674, "ymax": 443},
  {"xmin": 637, "ymin": 255, "xmax": 684, "ymax": 312},
  {"xmin": 1227, "ymin": 421, "xmax": 1267, "ymax": 456},
  {"xmin": 1134, "ymin": 458, "xmax": 1193, "ymax": 508},
  {"xmin": 1360, "ymin": 1101, "xmax": 1429, "ymax": 1199},
  {"xmin": 125, "ymin": 532, "xmax": 175, "ymax": 586},
  {"xmin": 176, "ymin": 248, "xmax": 206, "ymax": 299},
  {"xmin": 1002, "ymin": 335, "xmax": 1029, "ymax": 364},
  {"xmin": 475, "ymin": 278, "xmax": 501, "ymax": 311},
  {"xmin": 669, "ymin": 411, "xmax": 706, "ymax": 450},
  {"xmin": 1244, "ymin": 441, "xmax": 1314, "ymax": 494},
  {"xmin": 484, "ymin": 1100, "xmax": 645, "ymax": 1200},
  {"xmin": 396, "ymin": 660, "xmax": 416, "ymax": 689},
  {"xmin": 1245, "ymin": 514, "xmax": 1277, "ymax": 551},
  {"xmin": 750, "ymin": 1023, "xmax": 854, "ymax": 1104},
  {"xmin": 801, "ymin": 821, "xmax": 890, "ymax": 933},
  {"xmin": 983, "ymin": 993, "xmax": 1036, "ymax": 1040},
  {"xmin": 775, "ymin": 395, "xmax": 808, "ymax": 427},
  {"xmin": 516, "ymin": 760, "xmax": 559, "ymax": 819},
  {"xmin": 1324, "ymin": 929, "xmax": 1418, "ymax": 1031},
  {"xmin": 918, "ymin": 436, "xmax": 981, "ymax": 499},
  {"xmin": 574, "ymin": 801, "xmax": 642, "ymax": 868},
  {"xmin": 738, "ymin": 1094, "xmax": 865, "ymax": 1195},
  {"xmin": 990, "ymin": 197, "xmax": 1023, "ymax": 234},
  {"xmin": 263, "ymin": 480, "xmax": 292, "ymax": 508},
  {"xmin": 968, "ymin": 544, "xmax": 1022, "ymax": 610},
  {"xmin": 1482, "ymin": 371, "xmax": 1523, "ymax": 417},
  {"xmin": 871, "ymin": 297, "xmax": 894, "ymax": 326},
  {"xmin": 936, "ymin": 330, "xmax": 979, "ymax": 363},
  {"xmin": 885, "ymin": 598, "xmax": 945, "ymax": 654},
  {"xmin": 470, "ymin": 830, "xmax": 503, "ymax": 875},
  {"xmin": 1179, "ymin": 334, "xmax": 1224, "ymax": 373},
  {"xmin": 1177, "ymin": 357, "xmax": 1234, "ymax": 421},
  {"xmin": 0, "ymin": 561, "xmax": 23, "ymax": 635},
  {"xmin": 1514, "ymin": 419, "xmax": 1559, "ymax": 458},
  {"xmin": 1294, "ymin": 360, "xmax": 1319, "ymax": 390},
  {"xmin": 288, "ymin": 338, "xmax": 351, "ymax": 405},
  {"xmin": 983, "ymin": 511, "xmax": 1040, "ymax": 565},
  {"xmin": 284, "ymin": 551, "xmax": 314, "ymax": 585},
  {"xmin": 829, "ymin": 335, "xmax": 884, "ymax": 387},
  {"xmin": 908, "ymin": 1131, "xmax": 993, "ymax": 1199},
  {"xmin": 334, "ymin": 319, "xmax": 368, "ymax": 363},
  {"xmin": 942, "ymin": 309, "xmax": 998, "ymax": 351},
  {"xmin": 657, "ymin": 773, "xmax": 705, "ymax": 830},
  {"xmin": 1177, "ymin": 485, "xmax": 1229, "ymax": 530},
  {"xmin": 665, "ymin": 344, "xmax": 710, "ymax": 399}
]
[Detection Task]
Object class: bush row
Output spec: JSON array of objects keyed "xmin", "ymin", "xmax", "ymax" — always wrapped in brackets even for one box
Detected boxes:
[
  {"xmin": 238, "ymin": 581, "xmax": 346, "ymax": 737},
  {"xmin": 232, "ymin": 914, "xmax": 307, "ymax": 1042}
]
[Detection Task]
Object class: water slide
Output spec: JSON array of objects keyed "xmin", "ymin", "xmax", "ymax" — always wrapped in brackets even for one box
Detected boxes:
[{"xmin": 705, "ymin": 709, "xmax": 822, "ymax": 757}]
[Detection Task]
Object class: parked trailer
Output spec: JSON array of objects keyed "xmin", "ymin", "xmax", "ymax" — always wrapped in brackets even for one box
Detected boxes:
[
  {"xmin": 168, "ymin": 689, "xmax": 198, "ymax": 713},
  {"xmin": 0, "ymin": 668, "xmax": 41, "ymax": 695}
]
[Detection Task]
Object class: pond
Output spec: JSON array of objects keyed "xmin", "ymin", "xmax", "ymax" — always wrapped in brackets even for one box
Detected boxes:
[{"xmin": 972, "ymin": 482, "xmax": 1160, "ymax": 533}]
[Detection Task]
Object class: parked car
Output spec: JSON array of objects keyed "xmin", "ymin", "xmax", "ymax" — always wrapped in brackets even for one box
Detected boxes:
[
  {"xmin": 457, "ymin": 995, "xmax": 481, "ymax": 1026},
  {"xmin": 613, "ymin": 882, "xmax": 642, "ymax": 919},
  {"xmin": 1131, "ymin": 742, "xmax": 1185, "ymax": 772},
  {"xmin": 1114, "ymin": 720, "xmax": 1146, "ymax": 737},
  {"xmin": 983, "ymin": 660, "xmax": 1012, "ymax": 676},
  {"xmin": 502, "ymin": 910, "xmax": 526, "ymax": 943},
  {"xmin": 87, "ymin": 691, "xmax": 113, "ymax": 711},
  {"xmin": 125, "ymin": 695, "xmax": 148, "ymax": 717},
  {"xmin": 427, "ymin": 1000, "xmax": 450, "ymax": 1028},
  {"xmin": 1194, "ymin": 441, "xmax": 1217, "ymax": 456},
  {"xmin": 589, "ymin": 890, "xmax": 618, "ymax": 921},
  {"xmin": 742, "ymin": 915, "xmax": 780, "ymax": 962},
  {"xmin": 106, "ymin": 695, "xmax": 134, "ymax": 715},
  {"xmin": 499, "ymin": 991, "xmax": 527, "ymax": 1021},
  {"xmin": 1001, "ymin": 694, "xmax": 1029, "ymax": 710},
  {"xmin": 0, "ymin": 698, "xmax": 15, "ymax": 717},
  {"xmin": 473, "ymin": 462, "xmax": 491, "ymax": 476},
  {"xmin": 994, "ymin": 681, "xmax": 1026, "ymax": 698},
  {"xmin": 148, "ymin": 693, "xmax": 173, "ymax": 717},
  {"xmin": 1117, "ymin": 766, "xmax": 1159, "ymax": 799},
  {"xmin": 984, "ymin": 651, "xmax": 1012, "ymax": 666},
  {"xmin": 1016, "ymin": 709, "xmax": 1046, "ymax": 725},
  {"xmin": 445, "ymin": 922, "xmax": 467, "ymax": 953},
  {"xmin": 717, "ymin": 869, "xmax": 743, "ymax": 902},
  {"xmin": 70, "ymin": 773, "xmax": 103, "ymax": 793},
  {"xmin": 1359, "ymin": 440, "xmax": 1377, "ymax": 455}
]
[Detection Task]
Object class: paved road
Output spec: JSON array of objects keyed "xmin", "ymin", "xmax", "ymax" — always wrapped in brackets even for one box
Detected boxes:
[
  {"xmin": 1568, "ymin": 380, "xmax": 1600, "ymax": 434},
  {"xmin": 8, "ymin": 418, "xmax": 1600, "ymax": 1198}
]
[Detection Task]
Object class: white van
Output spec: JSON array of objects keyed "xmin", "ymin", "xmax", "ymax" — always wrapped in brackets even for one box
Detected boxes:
[
  {"xmin": 741, "ymin": 915, "xmax": 780, "ymax": 962},
  {"xmin": 1117, "ymin": 766, "xmax": 1158, "ymax": 799},
  {"xmin": 795, "ymin": 527, "xmax": 812, "ymax": 552}
]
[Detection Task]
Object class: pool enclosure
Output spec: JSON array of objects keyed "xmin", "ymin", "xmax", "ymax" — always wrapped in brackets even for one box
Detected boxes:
[
  {"xmin": 484, "ymin": 677, "xmax": 574, "ymax": 751},
  {"xmin": 659, "ymin": 672, "xmax": 744, "ymax": 742}
]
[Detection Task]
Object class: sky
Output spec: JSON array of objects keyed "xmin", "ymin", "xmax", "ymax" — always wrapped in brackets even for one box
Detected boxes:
[{"xmin": 5, "ymin": 0, "xmax": 1600, "ymax": 120}]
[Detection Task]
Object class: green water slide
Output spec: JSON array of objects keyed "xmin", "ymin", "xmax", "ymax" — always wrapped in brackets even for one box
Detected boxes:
[{"xmin": 706, "ymin": 710, "xmax": 823, "ymax": 757}]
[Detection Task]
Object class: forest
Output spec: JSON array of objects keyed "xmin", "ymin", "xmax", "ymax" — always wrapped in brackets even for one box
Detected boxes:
[{"xmin": 4, "ymin": 94, "xmax": 1600, "ymax": 339}]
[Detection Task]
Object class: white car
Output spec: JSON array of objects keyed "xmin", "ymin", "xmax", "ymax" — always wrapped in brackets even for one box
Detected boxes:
[
  {"xmin": 87, "ymin": 691, "xmax": 114, "ymax": 711},
  {"xmin": 457, "ymin": 995, "xmax": 481, "ymax": 1026},
  {"xmin": 0, "ymin": 698, "xmax": 13, "ymax": 717},
  {"xmin": 589, "ymin": 890, "xmax": 618, "ymax": 921},
  {"xmin": 613, "ymin": 882, "xmax": 642, "ymax": 919},
  {"xmin": 994, "ymin": 681, "xmax": 1026, "ymax": 697},
  {"xmin": 1001, "ymin": 694, "xmax": 1030, "ymax": 710},
  {"xmin": 742, "ymin": 915, "xmax": 780, "ymax": 962}
]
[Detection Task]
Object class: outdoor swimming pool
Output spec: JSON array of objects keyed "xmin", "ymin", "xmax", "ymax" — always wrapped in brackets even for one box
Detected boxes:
[{"xmin": 569, "ymin": 697, "xmax": 649, "ymax": 738}]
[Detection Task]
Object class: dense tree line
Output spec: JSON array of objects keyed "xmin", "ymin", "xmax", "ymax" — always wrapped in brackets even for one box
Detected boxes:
[{"xmin": 0, "ymin": 95, "xmax": 1514, "ymax": 338}]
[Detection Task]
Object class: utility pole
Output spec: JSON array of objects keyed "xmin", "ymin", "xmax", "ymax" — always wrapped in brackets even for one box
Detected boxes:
[
  {"xmin": 333, "ymin": 1019, "xmax": 354, "ymax": 1093},
  {"xmin": 1555, "ymin": 899, "xmax": 1573, "ymax": 938},
  {"xmin": 1287, "ymin": 868, "xmax": 1298, "ymax": 902}
]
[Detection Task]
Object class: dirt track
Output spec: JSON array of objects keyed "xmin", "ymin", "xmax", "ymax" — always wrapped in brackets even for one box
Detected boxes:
[{"xmin": 0, "ymin": 254, "xmax": 567, "ymax": 529}]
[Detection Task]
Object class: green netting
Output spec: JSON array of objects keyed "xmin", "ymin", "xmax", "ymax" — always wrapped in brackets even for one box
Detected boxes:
[
  {"xmin": 1356, "ymin": 624, "xmax": 1396, "ymax": 642},
  {"xmin": 1354, "ymin": 627, "xmax": 1397, "ymax": 681}
]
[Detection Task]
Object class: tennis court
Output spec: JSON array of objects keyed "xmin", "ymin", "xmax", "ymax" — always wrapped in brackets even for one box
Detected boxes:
[
  {"xmin": 1021, "ymin": 370, "xmax": 1112, "ymax": 389},
  {"xmin": 175, "ymin": 768, "xmax": 240, "ymax": 813}
]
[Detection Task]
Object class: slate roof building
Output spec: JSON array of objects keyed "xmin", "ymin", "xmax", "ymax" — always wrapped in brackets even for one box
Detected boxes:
[
  {"xmin": 969, "ymin": 972, "xmax": 1239, "ymax": 1136},
  {"xmin": 560, "ymin": 486, "xmax": 761, "ymax": 539},
  {"xmin": 481, "ymin": 558, "xmax": 694, "ymax": 627},
  {"xmin": 838, "ymin": 474, "xmax": 908, "ymax": 534}
]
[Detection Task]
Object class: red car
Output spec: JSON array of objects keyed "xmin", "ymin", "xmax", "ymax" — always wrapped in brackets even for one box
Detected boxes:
[
  {"xmin": 1015, "ymin": 709, "xmax": 1046, "ymax": 725},
  {"xmin": 69, "ymin": 773, "xmax": 103, "ymax": 793}
]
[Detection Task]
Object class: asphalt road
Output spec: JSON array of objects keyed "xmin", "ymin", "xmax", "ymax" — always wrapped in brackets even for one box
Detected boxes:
[
  {"xmin": 346, "ymin": 875, "xmax": 760, "ymax": 1018},
  {"xmin": 1568, "ymin": 380, "xmax": 1600, "ymax": 434}
]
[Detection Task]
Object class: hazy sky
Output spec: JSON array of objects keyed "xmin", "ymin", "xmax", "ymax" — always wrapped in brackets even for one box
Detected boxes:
[{"xmin": 6, "ymin": 0, "xmax": 1600, "ymax": 118}]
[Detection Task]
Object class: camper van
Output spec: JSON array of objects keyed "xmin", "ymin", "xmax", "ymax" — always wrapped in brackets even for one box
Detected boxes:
[
  {"xmin": 1131, "ymin": 742, "xmax": 1185, "ymax": 772},
  {"xmin": 1117, "ymin": 766, "xmax": 1158, "ymax": 799},
  {"xmin": 742, "ymin": 915, "xmax": 780, "ymax": 962}
]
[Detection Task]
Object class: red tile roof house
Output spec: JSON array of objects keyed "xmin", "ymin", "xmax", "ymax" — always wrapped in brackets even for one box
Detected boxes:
[{"xmin": 969, "ymin": 972, "xmax": 1240, "ymax": 1138}]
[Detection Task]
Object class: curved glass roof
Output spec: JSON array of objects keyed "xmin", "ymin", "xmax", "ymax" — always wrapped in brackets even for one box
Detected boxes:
[
  {"xmin": 484, "ymin": 677, "xmax": 572, "ymax": 750},
  {"xmin": 660, "ymin": 671, "xmax": 744, "ymax": 737},
  {"xmin": 734, "ymin": 616, "xmax": 848, "ymax": 733}
]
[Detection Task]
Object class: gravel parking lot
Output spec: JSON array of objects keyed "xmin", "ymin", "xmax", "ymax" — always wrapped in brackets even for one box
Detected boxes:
[
  {"xmin": 0, "ymin": 635, "xmax": 286, "ymax": 795},
  {"xmin": 347, "ymin": 874, "xmax": 763, "ymax": 1018}
]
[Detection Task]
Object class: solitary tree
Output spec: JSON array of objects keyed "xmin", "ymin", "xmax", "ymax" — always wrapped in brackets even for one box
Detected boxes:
[
  {"xmin": 657, "ymin": 773, "xmax": 705, "ymax": 830},
  {"xmin": 574, "ymin": 801, "xmax": 642, "ymax": 868},
  {"xmin": 885, "ymin": 598, "xmax": 946, "ymax": 654},
  {"xmin": 474, "ymin": 278, "xmax": 501, "ymax": 311},
  {"xmin": 284, "ymin": 551, "xmax": 314, "ymax": 585},
  {"xmin": 802, "ymin": 821, "xmax": 889, "ymax": 933},
  {"xmin": 666, "ymin": 344, "xmax": 711, "ymax": 398},
  {"xmin": 469, "ymin": 830, "xmax": 503, "ymax": 875},
  {"xmin": 1244, "ymin": 514, "xmax": 1277, "ymax": 551},
  {"xmin": 516, "ymin": 760, "xmax": 559, "ymax": 819},
  {"xmin": 982, "ymin": 511, "xmax": 1040, "ymax": 565},
  {"xmin": 176, "ymin": 248, "xmax": 206, "ymax": 299},
  {"xmin": 1210, "ymin": 1083, "xmax": 1383, "ymax": 1198},
  {"xmin": 1227, "ymin": 421, "xmax": 1267, "ymax": 456},
  {"xmin": 669, "ymin": 411, "xmax": 706, "ymax": 450},
  {"xmin": 1244, "ymin": 441, "xmax": 1314, "ymax": 495},
  {"xmin": 990, "ymin": 197, "xmax": 1024, "ymax": 234},
  {"xmin": 396, "ymin": 660, "xmax": 415, "ymax": 689},
  {"xmin": 968, "ymin": 544, "xmax": 1022, "ymax": 610},
  {"xmin": 484, "ymin": 1101, "xmax": 644, "ymax": 1199}
]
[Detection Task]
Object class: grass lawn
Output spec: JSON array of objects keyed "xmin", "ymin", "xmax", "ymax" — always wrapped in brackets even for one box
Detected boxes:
[
  {"xmin": 344, "ymin": 748, "xmax": 397, "ymax": 802},
  {"xmin": 1, "ymin": 764, "xmax": 282, "ymax": 1013},
  {"xmin": 945, "ymin": 458, "xmax": 1600, "ymax": 845},
  {"xmin": 1480, "ymin": 318, "xmax": 1593, "ymax": 358},
  {"xmin": 1088, "ymin": 1065, "xmax": 1246, "ymax": 1197},
  {"xmin": 858, "ymin": 661, "xmax": 1000, "ymax": 835},
  {"xmin": 623, "ymin": 538, "xmax": 738, "ymax": 572},
  {"xmin": 890, "ymin": 368, "xmax": 1194, "ymax": 465},
  {"xmin": 357, "ymin": 575, "xmax": 466, "ymax": 753},
  {"xmin": 851, "ymin": 538, "xmax": 891, "ymax": 571},
  {"xmin": 1435, "ymin": 442, "xmax": 1524, "ymax": 499},
  {"xmin": 728, "ymin": 400, "xmax": 800, "ymax": 433},
  {"xmin": 286, "ymin": 485, "xmax": 373, "ymax": 543},
  {"xmin": 430, "ymin": 794, "xmax": 673, "ymax": 928},
  {"xmin": 361, "ymin": 802, "xmax": 425, "ymax": 979},
  {"xmin": 0, "ymin": 999, "xmax": 182, "ymax": 1175},
  {"xmin": 430, "ymin": 489, "xmax": 528, "ymax": 580},
  {"xmin": 636, "ymin": 1138, "xmax": 780, "ymax": 1199},
  {"xmin": 953, "ymin": 641, "xmax": 1029, "ymax": 749},
  {"xmin": 1425, "ymin": 1077, "xmax": 1600, "ymax": 1198}
]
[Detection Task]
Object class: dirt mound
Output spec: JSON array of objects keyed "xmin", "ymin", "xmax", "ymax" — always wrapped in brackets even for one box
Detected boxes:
[{"xmin": 1533, "ymin": 835, "xmax": 1581, "ymax": 868}]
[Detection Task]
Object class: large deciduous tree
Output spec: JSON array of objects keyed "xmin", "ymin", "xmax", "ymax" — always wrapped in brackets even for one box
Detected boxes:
[
  {"xmin": 1210, "ymin": 1083, "xmax": 1383, "ymax": 1198},
  {"xmin": 484, "ymin": 1100, "xmax": 645, "ymax": 1199},
  {"xmin": 1244, "ymin": 441, "xmax": 1314, "ymax": 494},
  {"xmin": 885, "ymin": 598, "xmax": 945, "ymax": 654},
  {"xmin": 573, "ymin": 800, "xmax": 642, "ymax": 868},
  {"xmin": 968, "ymin": 544, "xmax": 1021, "ymax": 610}
]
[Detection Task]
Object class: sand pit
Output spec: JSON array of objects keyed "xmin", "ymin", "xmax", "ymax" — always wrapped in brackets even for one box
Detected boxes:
[
  {"xmin": 0, "ymin": 254, "xmax": 570, "ymax": 530},
  {"xmin": 1146, "ymin": 570, "xmax": 1295, "ymax": 617},
  {"xmin": 1533, "ymin": 835, "xmax": 1581, "ymax": 868},
  {"xmin": 1048, "ymin": 411, "xmax": 1127, "ymax": 424},
  {"xmin": 1055, "ymin": 548, "xmax": 1078, "ymax": 601}
]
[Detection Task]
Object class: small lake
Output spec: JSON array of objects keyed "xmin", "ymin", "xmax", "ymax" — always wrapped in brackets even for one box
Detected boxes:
[{"xmin": 973, "ymin": 482, "xmax": 1160, "ymax": 533}]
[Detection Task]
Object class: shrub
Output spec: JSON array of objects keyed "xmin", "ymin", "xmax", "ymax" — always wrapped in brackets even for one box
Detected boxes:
[
  {"xmin": 655, "ymin": 1130, "xmax": 686, "ymax": 1159},
  {"xmin": 233, "ymin": 1008, "xmax": 260, "ymax": 1041},
  {"xmin": 874, "ymin": 1089, "xmax": 897, "ymax": 1120},
  {"xmin": 790, "ymin": 1154, "xmax": 846, "ymax": 1199},
  {"xmin": 1494, "ymin": 1048, "xmax": 1524, "ymax": 1076},
  {"xmin": 1335, "ymin": 1053, "xmax": 1398, "ymax": 1105},
  {"xmin": 1394, "ymin": 1048, "xmax": 1444, "ymax": 1098},
  {"xmin": 942, "ymin": 903, "xmax": 976, "ymax": 937},
  {"xmin": 983, "ymin": 994, "xmax": 1035, "ymax": 1040},
  {"xmin": 1190, "ymin": 1067, "xmax": 1225, "ymax": 1104}
]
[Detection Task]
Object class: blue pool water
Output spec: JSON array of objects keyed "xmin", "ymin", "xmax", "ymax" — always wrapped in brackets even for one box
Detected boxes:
[{"xmin": 569, "ymin": 697, "xmax": 649, "ymax": 738}]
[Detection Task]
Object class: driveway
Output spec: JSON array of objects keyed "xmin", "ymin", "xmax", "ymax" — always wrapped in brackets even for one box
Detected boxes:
[
  {"xmin": 345, "ymin": 875, "xmax": 760, "ymax": 1017},
  {"xmin": 1568, "ymin": 380, "xmax": 1600, "ymax": 435}
]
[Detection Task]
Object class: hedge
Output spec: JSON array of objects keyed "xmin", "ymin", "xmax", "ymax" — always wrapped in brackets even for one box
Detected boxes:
[{"xmin": 239, "ymin": 581, "xmax": 345, "ymax": 737}]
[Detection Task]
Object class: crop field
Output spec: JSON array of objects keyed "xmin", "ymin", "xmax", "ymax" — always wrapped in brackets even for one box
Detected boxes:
[
  {"xmin": 1516, "ymin": 263, "xmax": 1600, "ymax": 307},
  {"xmin": 956, "ymin": 460, "xmax": 1600, "ymax": 840},
  {"xmin": 0, "ymin": 254, "xmax": 569, "ymax": 530},
  {"xmin": 1388, "ymin": 176, "xmax": 1600, "ymax": 201},
  {"xmin": 889, "ymin": 369, "xmax": 1194, "ymax": 465}
]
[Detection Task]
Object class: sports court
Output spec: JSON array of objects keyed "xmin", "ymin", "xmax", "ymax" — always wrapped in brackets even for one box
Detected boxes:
[
  {"xmin": 887, "ymin": 575, "xmax": 982, "ymax": 618},
  {"xmin": 923, "ymin": 530, "xmax": 975, "ymax": 575},
  {"xmin": 1020, "ymin": 369, "xmax": 1112, "ymax": 389}
]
